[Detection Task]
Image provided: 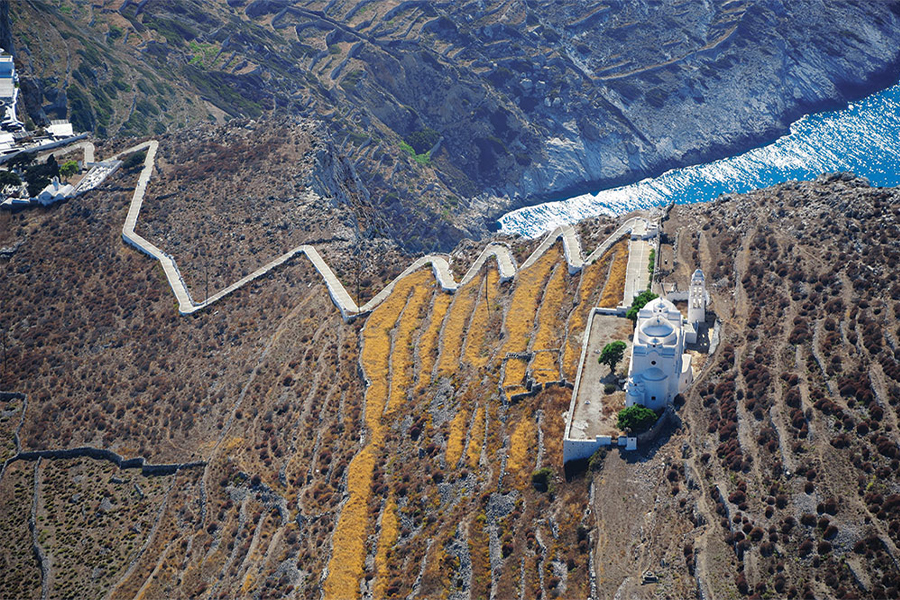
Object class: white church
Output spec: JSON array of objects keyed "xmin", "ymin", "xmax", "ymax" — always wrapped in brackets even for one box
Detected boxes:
[{"xmin": 625, "ymin": 269, "xmax": 706, "ymax": 411}]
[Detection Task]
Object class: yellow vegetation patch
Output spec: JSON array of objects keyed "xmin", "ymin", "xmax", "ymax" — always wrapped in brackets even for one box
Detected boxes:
[
  {"xmin": 388, "ymin": 270, "xmax": 432, "ymax": 414},
  {"xmin": 326, "ymin": 272, "xmax": 429, "ymax": 599},
  {"xmin": 507, "ymin": 417, "xmax": 535, "ymax": 476},
  {"xmin": 530, "ymin": 264, "xmax": 566, "ymax": 382},
  {"xmin": 501, "ymin": 247, "xmax": 559, "ymax": 356},
  {"xmin": 462, "ymin": 268, "xmax": 500, "ymax": 370},
  {"xmin": 241, "ymin": 573, "xmax": 255, "ymax": 594},
  {"xmin": 445, "ymin": 408, "xmax": 469, "ymax": 468},
  {"xmin": 374, "ymin": 496, "xmax": 400, "ymax": 599},
  {"xmin": 531, "ymin": 353, "xmax": 560, "ymax": 385},
  {"xmin": 562, "ymin": 249, "xmax": 616, "ymax": 379},
  {"xmin": 324, "ymin": 446, "xmax": 376, "ymax": 599},
  {"xmin": 598, "ymin": 241, "xmax": 629, "ymax": 308},
  {"xmin": 502, "ymin": 357, "xmax": 528, "ymax": 388},
  {"xmin": 531, "ymin": 264, "xmax": 566, "ymax": 350},
  {"xmin": 223, "ymin": 436, "xmax": 245, "ymax": 452},
  {"xmin": 466, "ymin": 406, "xmax": 485, "ymax": 468},
  {"xmin": 416, "ymin": 292, "xmax": 452, "ymax": 389},
  {"xmin": 437, "ymin": 281, "xmax": 478, "ymax": 378}
]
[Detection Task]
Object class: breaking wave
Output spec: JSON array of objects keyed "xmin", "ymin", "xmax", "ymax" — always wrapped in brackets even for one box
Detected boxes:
[{"xmin": 500, "ymin": 83, "xmax": 900, "ymax": 238}]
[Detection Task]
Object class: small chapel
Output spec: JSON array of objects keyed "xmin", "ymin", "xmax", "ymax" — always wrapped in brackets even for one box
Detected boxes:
[{"xmin": 624, "ymin": 269, "xmax": 706, "ymax": 411}]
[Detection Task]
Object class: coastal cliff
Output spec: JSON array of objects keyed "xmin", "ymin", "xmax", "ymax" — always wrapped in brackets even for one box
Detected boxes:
[{"xmin": 11, "ymin": 0, "xmax": 900, "ymax": 248}]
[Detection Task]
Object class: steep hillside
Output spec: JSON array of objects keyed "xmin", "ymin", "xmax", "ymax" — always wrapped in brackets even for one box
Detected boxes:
[
  {"xmin": 655, "ymin": 175, "xmax": 900, "ymax": 599},
  {"xmin": 0, "ymin": 151, "xmax": 629, "ymax": 598},
  {"xmin": 3, "ymin": 145, "xmax": 899, "ymax": 597},
  {"xmin": 11, "ymin": 0, "xmax": 900, "ymax": 248}
]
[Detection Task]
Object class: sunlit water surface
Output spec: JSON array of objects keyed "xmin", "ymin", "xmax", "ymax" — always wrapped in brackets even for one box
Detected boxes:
[{"xmin": 499, "ymin": 83, "xmax": 900, "ymax": 238}]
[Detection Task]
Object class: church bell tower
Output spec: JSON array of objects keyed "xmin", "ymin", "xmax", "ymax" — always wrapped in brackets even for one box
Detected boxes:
[{"xmin": 688, "ymin": 269, "xmax": 706, "ymax": 325}]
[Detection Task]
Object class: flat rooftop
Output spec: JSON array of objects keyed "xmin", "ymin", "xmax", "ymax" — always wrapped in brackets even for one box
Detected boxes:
[{"xmin": 568, "ymin": 312, "xmax": 633, "ymax": 440}]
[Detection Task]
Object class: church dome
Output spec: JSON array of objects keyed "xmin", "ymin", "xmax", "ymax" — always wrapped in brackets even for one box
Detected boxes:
[
  {"xmin": 641, "ymin": 367, "xmax": 667, "ymax": 381},
  {"xmin": 641, "ymin": 316, "xmax": 674, "ymax": 339}
]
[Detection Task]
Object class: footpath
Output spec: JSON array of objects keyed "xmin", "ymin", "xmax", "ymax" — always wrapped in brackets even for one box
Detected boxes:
[{"xmin": 115, "ymin": 139, "xmax": 641, "ymax": 320}]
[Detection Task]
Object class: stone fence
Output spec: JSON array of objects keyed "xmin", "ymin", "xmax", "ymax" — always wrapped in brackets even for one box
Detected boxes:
[{"xmin": 12, "ymin": 446, "xmax": 205, "ymax": 476}]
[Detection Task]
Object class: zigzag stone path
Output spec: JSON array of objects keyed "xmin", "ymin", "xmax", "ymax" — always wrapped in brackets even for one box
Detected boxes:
[{"xmin": 115, "ymin": 139, "xmax": 641, "ymax": 320}]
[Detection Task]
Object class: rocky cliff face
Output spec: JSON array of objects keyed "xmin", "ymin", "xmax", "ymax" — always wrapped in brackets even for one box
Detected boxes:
[{"xmin": 12, "ymin": 0, "xmax": 900, "ymax": 249}]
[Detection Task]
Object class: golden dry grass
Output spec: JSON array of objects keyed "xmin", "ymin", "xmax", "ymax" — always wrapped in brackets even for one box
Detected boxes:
[
  {"xmin": 388, "ymin": 270, "xmax": 433, "ymax": 413},
  {"xmin": 500, "ymin": 247, "xmax": 559, "ymax": 356},
  {"xmin": 530, "ymin": 354, "xmax": 560, "ymax": 384},
  {"xmin": 597, "ymin": 241, "xmax": 629, "ymax": 308},
  {"xmin": 326, "ymin": 273, "xmax": 427, "ymax": 599},
  {"xmin": 462, "ymin": 268, "xmax": 500, "ymax": 370},
  {"xmin": 437, "ymin": 281, "xmax": 478, "ymax": 378},
  {"xmin": 466, "ymin": 406, "xmax": 485, "ymax": 469},
  {"xmin": 445, "ymin": 408, "xmax": 469, "ymax": 468},
  {"xmin": 530, "ymin": 264, "xmax": 566, "ymax": 382},
  {"xmin": 374, "ymin": 495, "xmax": 399, "ymax": 598},
  {"xmin": 506, "ymin": 417, "xmax": 534, "ymax": 476},
  {"xmin": 502, "ymin": 357, "xmax": 528, "ymax": 388},
  {"xmin": 324, "ymin": 446, "xmax": 376, "ymax": 599},
  {"xmin": 416, "ymin": 292, "xmax": 452, "ymax": 389},
  {"xmin": 562, "ymin": 248, "xmax": 616, "ymax": 379}
]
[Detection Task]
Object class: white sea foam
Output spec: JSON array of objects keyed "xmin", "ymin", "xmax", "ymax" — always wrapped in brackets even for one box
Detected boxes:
[{"xmin": 500, "ymin": 83, "xmax": 900, "ymax": 238}]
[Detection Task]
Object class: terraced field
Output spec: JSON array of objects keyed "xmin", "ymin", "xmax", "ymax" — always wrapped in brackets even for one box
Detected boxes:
[
  {"xmin": 0, "ymin": 199, "xmax": 630, "ymax": 599},
  {"xmin": 316, "ymin": 236, "xmax": 629, "ymax": 598}
]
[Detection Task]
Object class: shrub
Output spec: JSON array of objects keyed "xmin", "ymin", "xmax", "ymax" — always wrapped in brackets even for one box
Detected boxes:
[
  {"xmin": 531, "ymin": 467, "xmax": 552, "ymax": 492},
  {"xmin": 0, "ymin": 170, "xmax": 20, "ymax": 186},
  {"xmin": 588, "ymin": 448, "xmax": 607, "ymax": 472},
  {"xmin": 404, "ymin": 128, "xmax": 440, "ymax": 154},
  {"xmin": 616, "ymin": 405, "xmax": 658, "ymax": 433},
  {"xmin": 122, "ymin": 150, "xmax": 146, "ymax": 172}
]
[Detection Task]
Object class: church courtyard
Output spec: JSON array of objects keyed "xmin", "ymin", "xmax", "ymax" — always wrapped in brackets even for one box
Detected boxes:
[{"xmin": 567, "ymin": 313, "xmax": 633, "ymax": 441}]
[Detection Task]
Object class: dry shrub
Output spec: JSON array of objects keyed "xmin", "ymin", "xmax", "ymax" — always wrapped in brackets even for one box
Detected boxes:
[
  {"xmin": 437, "ymin": 280, "xmax": 479, "ymax": 377},
  {"xmin": 501, "ymin": 247, "xmax": 560, "ymax": 356},
  {"xmin": 445, "ymin": 409, "xmax": 468, "ymax": 468},
  {"xmin": 416, "ymin": 292, "xmax": 451, "ymax": 389},
  {"xmin": 462, "ymin": 268, "xmax": 501, "ymax": 370},
  {"xmin": 597, "ymin": 241, "xmax": 629, "ymax": 308}
]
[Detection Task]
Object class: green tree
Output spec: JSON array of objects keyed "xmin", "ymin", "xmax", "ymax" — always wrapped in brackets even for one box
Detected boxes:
[
  {"xmin": 0, "ymin": 170, "xmax": 21, "ymax": 187},
  {"xmin": 59, "ymin": 160, "xmax": 79, "ymax": 180},
  {"xmin": 598, "ymin": 340, "xmax": 627, "ymax": 375},
  {"xmin": 626, "ymin": 290, "xmax": 659, "ymax": 322},
  {"xmin": 7, "ymin": 151, "xmax": 35, "ymax": 171},
  {"xmin": 616, "ymin": 405, "xmax": 658, "ymax": 433}
]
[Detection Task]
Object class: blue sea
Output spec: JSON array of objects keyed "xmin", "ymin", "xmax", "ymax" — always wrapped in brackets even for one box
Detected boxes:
[{"xmin": 499, "ymin": 83, "xmax": 900, "ymax": 238}]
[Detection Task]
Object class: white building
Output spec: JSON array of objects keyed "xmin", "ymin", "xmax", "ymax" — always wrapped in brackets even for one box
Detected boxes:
[
  {"xmin": 685, "ymin": 269, "xmax": 706, "ymax": 344},
  {"xmin": 36, "ymin": 177, "xmax": 74, "ymax": 206},
  {"xmin": 47, "ymin": 120, "xmax": 74, "ymax": 138},
  {"xmin": 0, "ymin": 131, "xmax": 13, "ymax": 153},
  {"xmin": 625, "ymin": 297, "xmax": 694, "ymax": 411},
  {"xmin": 0, "ymin": 50, "xmax": 19, "ymax": 128}
]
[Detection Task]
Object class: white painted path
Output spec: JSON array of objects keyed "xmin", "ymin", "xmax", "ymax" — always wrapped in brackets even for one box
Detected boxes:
[{"xmin": 115, "ymin": 139, "xmax": 641, "ymax": 320}]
